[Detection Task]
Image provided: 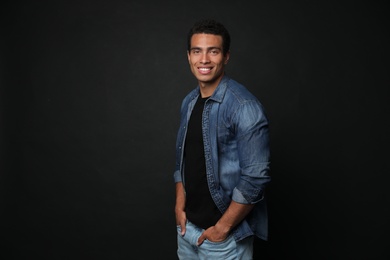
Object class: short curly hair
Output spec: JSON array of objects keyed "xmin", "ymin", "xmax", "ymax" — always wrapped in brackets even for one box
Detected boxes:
[{"xmin": 187, "ymin": 19, "xmax": 231, "ymax": 55}]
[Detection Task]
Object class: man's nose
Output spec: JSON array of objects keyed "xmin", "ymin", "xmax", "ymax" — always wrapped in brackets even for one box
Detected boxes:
[{"xmin": 200, "ymin": 52, "xmax": 210, "ymax": 63}]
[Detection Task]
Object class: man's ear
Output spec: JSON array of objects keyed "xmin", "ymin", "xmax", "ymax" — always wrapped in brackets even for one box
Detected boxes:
[{"xmin": 224, "ymin": 51, "xmax": 230, "ymax": 64}]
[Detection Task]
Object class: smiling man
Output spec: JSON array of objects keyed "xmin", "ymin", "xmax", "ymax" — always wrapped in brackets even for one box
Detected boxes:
[
  {"xmin": 187, "ymin": 33, "xmax": 229, "ymax": 97},
  {"xmin": 173, "ymin": 19, "xmax": 271, "ymax": 259}
]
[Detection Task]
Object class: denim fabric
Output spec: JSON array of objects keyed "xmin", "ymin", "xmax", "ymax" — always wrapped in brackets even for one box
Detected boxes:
[
  {"xmin": 177, "ymin": 221, "xmax": 254, "ymax": 260},
  {"xmin": 174, "ymin": 75, "xmax": 271, "ymax": 241}
]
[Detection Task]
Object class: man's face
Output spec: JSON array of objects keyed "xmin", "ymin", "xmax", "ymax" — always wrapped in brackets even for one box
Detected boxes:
[{"xmin": 187, "ymin": 33, "xmax": 229, "ymax": 89}]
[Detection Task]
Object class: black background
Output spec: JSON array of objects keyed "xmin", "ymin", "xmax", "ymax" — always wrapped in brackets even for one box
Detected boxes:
[{"xmin": 2, "ymin": 1, "xmax": 389, "ymax": 259}]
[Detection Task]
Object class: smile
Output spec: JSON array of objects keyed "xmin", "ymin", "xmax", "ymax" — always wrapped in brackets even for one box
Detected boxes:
[{"xmin": 198, "ymin": 67, "xmax": 212, "ymax": 74}]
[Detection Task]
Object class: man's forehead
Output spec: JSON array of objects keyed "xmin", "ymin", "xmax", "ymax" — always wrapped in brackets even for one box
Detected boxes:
[
  {"xmin": 191, "ymin": 33, "xmax": 223, "ymax": 40},
  {"xmin": 191, "ymin": 34, "xmax": 223, "ymax": 46}
]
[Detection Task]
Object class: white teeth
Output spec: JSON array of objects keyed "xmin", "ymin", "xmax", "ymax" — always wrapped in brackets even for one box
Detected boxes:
[{"xmin": 199, "ymin": 68, "xmax": 211, "ymax": 71}]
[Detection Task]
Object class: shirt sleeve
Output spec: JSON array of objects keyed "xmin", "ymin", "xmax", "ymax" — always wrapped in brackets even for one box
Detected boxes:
[{"xmin": 231, "ymin": 100, "xmax": 271, "ymax": 204}]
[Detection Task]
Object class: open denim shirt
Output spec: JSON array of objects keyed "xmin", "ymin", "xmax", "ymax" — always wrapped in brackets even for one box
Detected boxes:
[{"xmin": 173, "ymin": 75, "xmax": 271, "ymax": 241}]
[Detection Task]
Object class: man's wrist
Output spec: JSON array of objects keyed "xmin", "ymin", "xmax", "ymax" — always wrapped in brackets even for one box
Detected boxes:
[
  {"xmin": 175, "ymin": 206, "xmax": 185, "ymax": 213},
  {"xmin": 215, "ymin": 221, "xmax": 232, "ymax": 235}
]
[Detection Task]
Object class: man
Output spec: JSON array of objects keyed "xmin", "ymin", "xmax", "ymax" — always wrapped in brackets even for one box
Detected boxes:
[{"xmin": 174, "ymin": 19, "xmax": 271, "ymax": 259}]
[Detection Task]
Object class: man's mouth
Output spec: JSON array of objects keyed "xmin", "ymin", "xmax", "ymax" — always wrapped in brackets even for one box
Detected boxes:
[{"xmin": 198, "ymin": 67, "xmax": 212, "ymax": 74}]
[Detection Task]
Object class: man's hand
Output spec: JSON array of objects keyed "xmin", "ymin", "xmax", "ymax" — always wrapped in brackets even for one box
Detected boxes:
[
  {"xmin": 197, "ymin": 224, "xmax": 229, "ymax": 246},
  {"xmin": 175, "ymin": 182, "xmax": 187, "ymax": 236},
  {"xmin": 176, "ymin": 210, "xmax": 187, "ymax": 236},
  {"xmin": 197, "ymin": 201, "xmax": 255, "ymax": 246}
]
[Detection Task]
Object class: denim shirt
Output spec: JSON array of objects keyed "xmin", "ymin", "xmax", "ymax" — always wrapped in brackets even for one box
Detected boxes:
[{"xmin": 173, "ymin": 75, "xmax": 271, "ymax": 241}]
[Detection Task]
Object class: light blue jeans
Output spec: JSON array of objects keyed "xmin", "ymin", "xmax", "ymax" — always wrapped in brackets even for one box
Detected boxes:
[{"xmin": 177, "ymin": 221, "xmax": 254, "ymax": 260}]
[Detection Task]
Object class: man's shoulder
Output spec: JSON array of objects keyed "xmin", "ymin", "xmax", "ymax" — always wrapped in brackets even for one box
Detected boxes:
[
  {"xmin": 181, "ymin": 87, "xmax": 199, "ymax": 105},
  {"xmin": 225, "ymin": 78, "xmax": 259, "ymax": 103},
  {"xmin": 183, "ymin": 87, "xmax": 199, "ymax": 99}
]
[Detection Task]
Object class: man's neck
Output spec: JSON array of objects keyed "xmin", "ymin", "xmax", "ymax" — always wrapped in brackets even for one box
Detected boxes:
[{"xmin": 198, "ymin": 75, "xmax": 224, "ymax": 98}]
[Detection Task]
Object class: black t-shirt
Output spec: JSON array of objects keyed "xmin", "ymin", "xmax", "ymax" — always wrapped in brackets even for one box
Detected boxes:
[{"xmin": 184, "ymin": 96, "xmax": 222, "ymax": 229}]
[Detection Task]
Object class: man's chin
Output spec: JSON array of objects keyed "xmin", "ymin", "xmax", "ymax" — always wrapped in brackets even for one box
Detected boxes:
[{"xmin": 196, "ymin": 74, "xmax": 214, "ymax": 82}]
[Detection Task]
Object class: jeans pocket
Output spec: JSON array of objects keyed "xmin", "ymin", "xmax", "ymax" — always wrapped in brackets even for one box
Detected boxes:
[{"xmin": 202, "ymin": 235, "xmax": 234, "ymax": 247}]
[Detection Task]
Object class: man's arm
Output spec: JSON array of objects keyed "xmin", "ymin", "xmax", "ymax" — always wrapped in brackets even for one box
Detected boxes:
[
  {"xmin": 197, "ymin": 201, "xmax": 254, "ymax": 245},
  {"xmin": 197, "ymin": 100, "xmax": 270, "ymax": 245},
  {"xmin": 175, "ymin": 182, "xmax": 187, "ymax": 236}
]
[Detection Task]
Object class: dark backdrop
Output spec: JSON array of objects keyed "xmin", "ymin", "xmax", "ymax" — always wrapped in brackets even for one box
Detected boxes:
[{"xmin": 2, "ymin": 1, "xmax": 389, "ymax": 259}]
